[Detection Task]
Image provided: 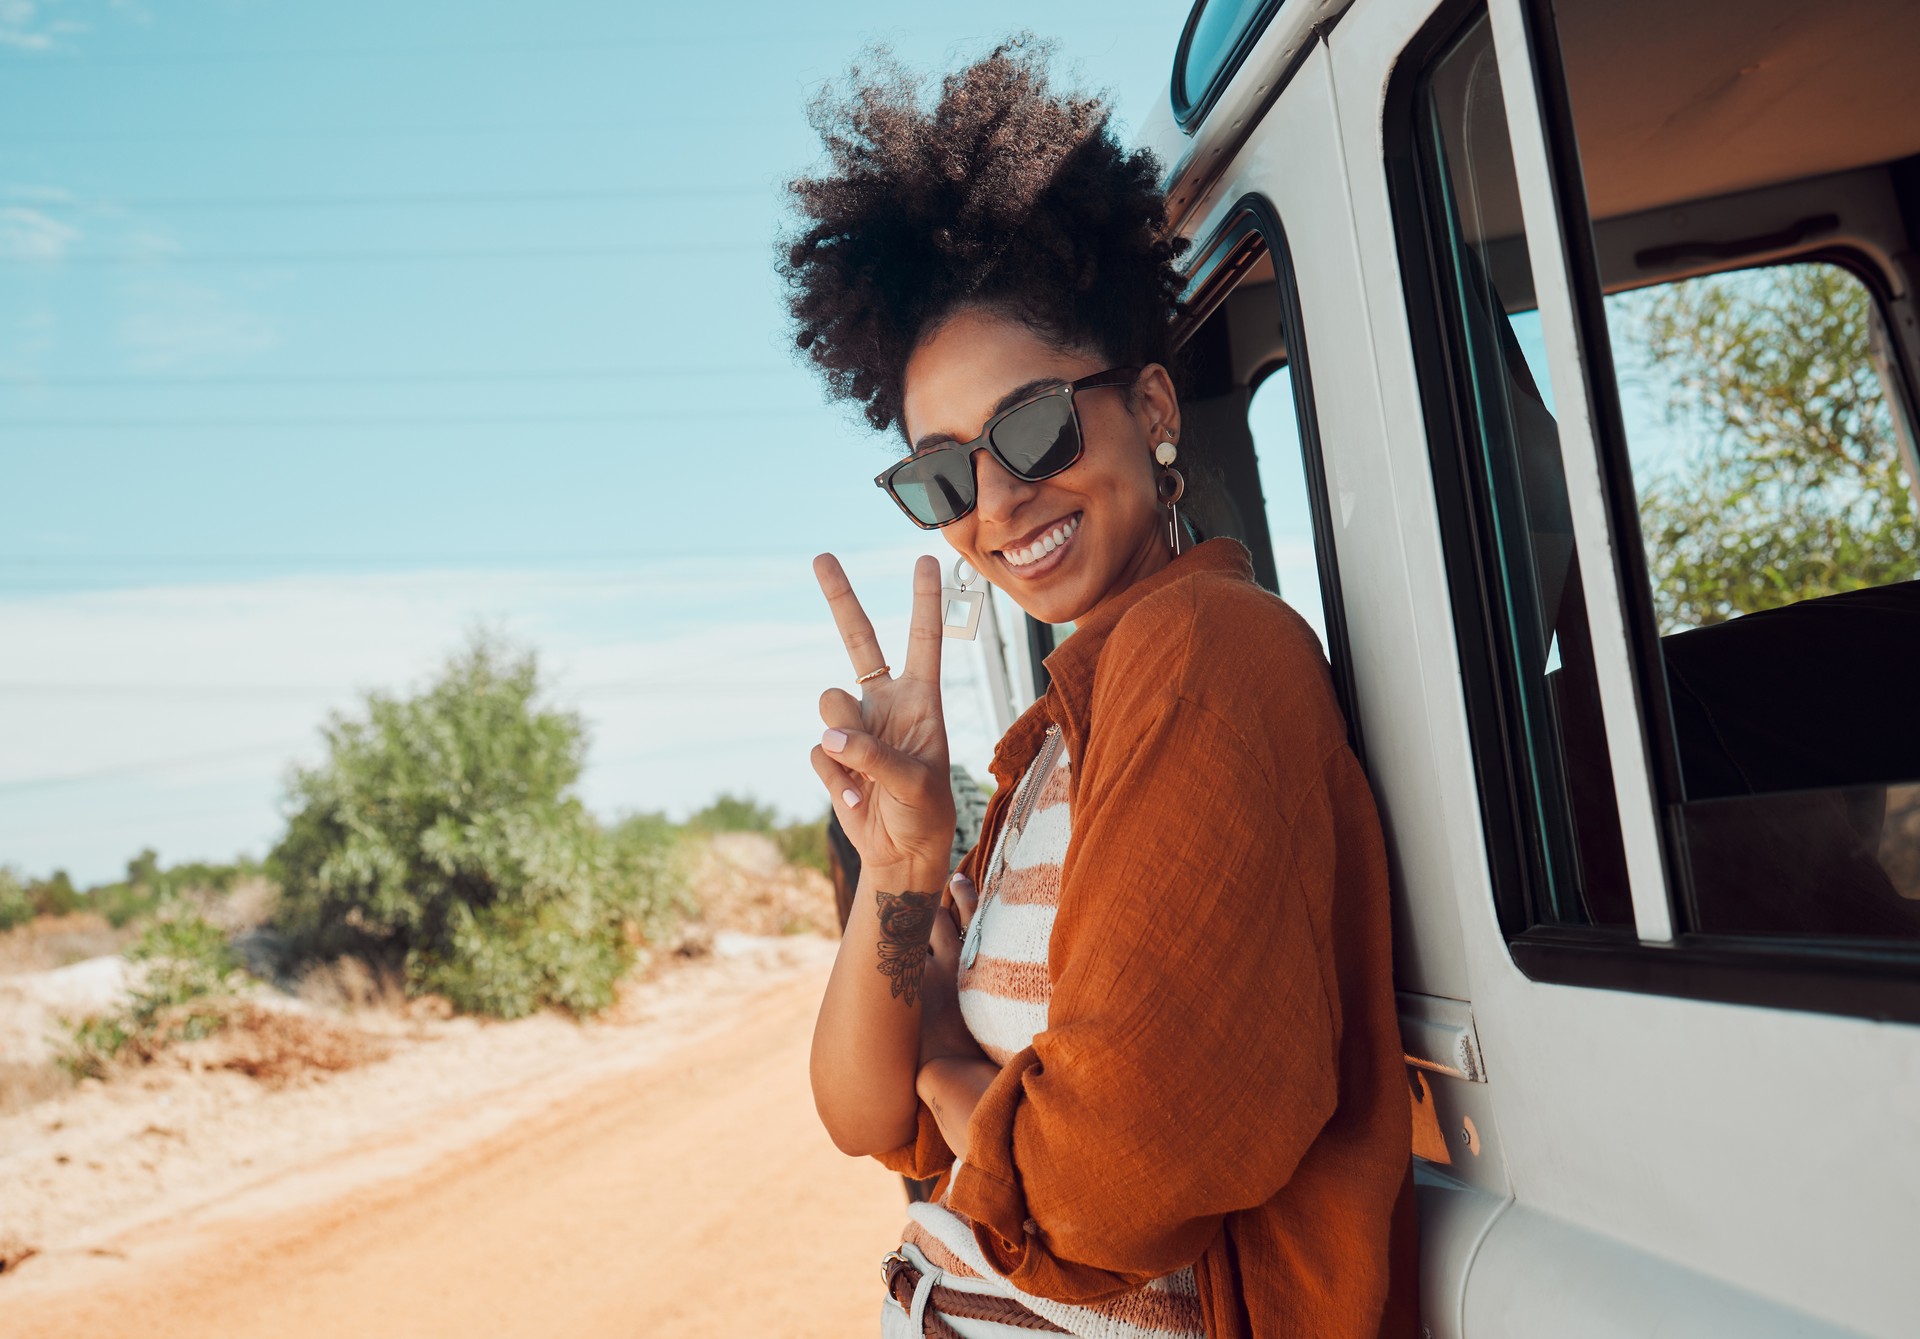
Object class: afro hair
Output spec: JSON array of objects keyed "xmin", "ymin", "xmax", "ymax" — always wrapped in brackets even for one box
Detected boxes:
[{"xmin": 777, "ymin": 37, "xmax": 1188, "ymax": 437}]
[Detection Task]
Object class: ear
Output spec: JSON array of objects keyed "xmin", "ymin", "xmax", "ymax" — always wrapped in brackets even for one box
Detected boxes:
[{"xmin": 1132, "ymin": 363, "xmax": 1181, "ymax": 453}]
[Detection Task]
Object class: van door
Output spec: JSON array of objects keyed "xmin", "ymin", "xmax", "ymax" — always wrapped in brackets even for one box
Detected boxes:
[{"xmin": 1329, "ymin": 0, "xmax": 1920, "ymax": 1333}]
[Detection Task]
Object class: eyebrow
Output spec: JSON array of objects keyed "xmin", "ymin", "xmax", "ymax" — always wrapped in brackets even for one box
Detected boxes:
[{"xmin": 910, "ymin": 377, "xmax": 1066, "ymax": 454}]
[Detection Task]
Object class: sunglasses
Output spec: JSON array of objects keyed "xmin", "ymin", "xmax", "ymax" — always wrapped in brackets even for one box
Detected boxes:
[{"xmin": 875, "ymin": 366, "xmax": 1141, "ymax": 529}]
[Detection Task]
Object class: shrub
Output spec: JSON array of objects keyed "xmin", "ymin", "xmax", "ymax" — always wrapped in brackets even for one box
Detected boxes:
[
  {"xmin": 775, "ymin": 815, "xmax": 832, "ymax": 878},
  {"xmin": 270, "ymin": 634, "xmax": 681, "ymax": 1019},
  {"xmin": 78, "ymin": 851, "xmax": 259, "ymax": 929},
  {"xmin": 61, "ymin": 909, "xmax": 243, "ymax": 1079},
  {"xmin": 688, "ymin": 793, "xmax": 779, "ymax": 833},
  {"xmin": 0, "ymin": 870, "xmax": 31, "ymax": 932}
]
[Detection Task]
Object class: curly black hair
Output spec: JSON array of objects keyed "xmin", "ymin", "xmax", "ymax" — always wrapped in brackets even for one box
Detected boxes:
[{"xmin": 777, "ymin": 37, "xmax": 1188, "ymax": 437}]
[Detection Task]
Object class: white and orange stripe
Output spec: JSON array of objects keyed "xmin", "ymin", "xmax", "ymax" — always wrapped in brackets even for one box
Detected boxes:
[{"xmin": 889, "ymin": 738, "xmax": 1205, "ymax": 1339}]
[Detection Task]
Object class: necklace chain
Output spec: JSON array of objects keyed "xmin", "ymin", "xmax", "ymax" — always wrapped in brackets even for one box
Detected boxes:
[{"xmin": 961, "ymin": 723, "xmax": 1061, "ymax": 970}]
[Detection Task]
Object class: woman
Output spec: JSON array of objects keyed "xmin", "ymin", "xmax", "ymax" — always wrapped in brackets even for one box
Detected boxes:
[{"xmin": 780, "ymin": 41, "xmax": 1417, "ymax": 1339}]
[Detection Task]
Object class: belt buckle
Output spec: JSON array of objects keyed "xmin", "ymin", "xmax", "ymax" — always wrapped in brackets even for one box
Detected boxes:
[{"xmin": 881, "ymin": 1248, "xmax": 911, "ymax": 1286}]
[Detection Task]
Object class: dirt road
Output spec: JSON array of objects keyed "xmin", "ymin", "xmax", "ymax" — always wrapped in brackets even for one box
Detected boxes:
[{"xmin": 0, "ymin": 954, "xmax": 907, "ymax": 1338}]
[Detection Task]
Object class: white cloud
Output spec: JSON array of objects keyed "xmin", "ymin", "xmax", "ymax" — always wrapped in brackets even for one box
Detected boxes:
[
  {"xmin": 0, "ymin": 0, "xmax": 89, "ymax": 52},
  {"xmin": 0, "ymin": 205, "xmax": 80, "ymax": 262},
  {"xmin": 116, "ymin": 274, "xmax": 280, "ymax": 371},
  {"xmin": 0, "ymin": 551, "xmax": 1012, "ymax": 883}
]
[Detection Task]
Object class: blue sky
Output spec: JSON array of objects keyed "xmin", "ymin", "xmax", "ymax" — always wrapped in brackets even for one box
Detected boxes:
[
  {"xmin": 0, "ymin": 0, "xmax": 1200, "ymax": 884},
  {"xmin": 0, "ymin": 0, "xmax": 1700, "ymax": 888}
]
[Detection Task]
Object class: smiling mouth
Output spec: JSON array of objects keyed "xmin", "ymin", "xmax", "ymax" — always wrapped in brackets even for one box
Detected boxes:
[{"xmin": 999, "ymin": 512, "xmax": 1081, "ymax": 574}]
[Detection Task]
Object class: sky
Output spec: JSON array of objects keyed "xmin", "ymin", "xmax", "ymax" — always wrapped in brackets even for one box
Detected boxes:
[
  {"xmin": 0, "ymin": 0, "xmax": 1202, "ymax": 884},
  {"xmin": 0, "ymin": 0, "xmax": 1713, "ymax": 890}
]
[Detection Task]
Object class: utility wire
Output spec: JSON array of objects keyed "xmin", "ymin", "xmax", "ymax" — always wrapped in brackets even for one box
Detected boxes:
[
  {"xmin": 6, "ymin": 184, "xmax": 769, "ymax": 211},
  {"xmin": 0, "ymin": 116, "xmax": 770, "ymax": 144},
  {"xmin": 0, "ymin": 407, "xmax": 813, "ymax": 428},
  {"xmin": 0, "ymin": 365, "xmax": 790, "ymax": 388},
  {"xmin": 0, "ymin": 241, "xmax": 758, "ymax": 266},
  {"xmin": 0, "ymin": 29, "xmax": 877, "ymax": 68}
]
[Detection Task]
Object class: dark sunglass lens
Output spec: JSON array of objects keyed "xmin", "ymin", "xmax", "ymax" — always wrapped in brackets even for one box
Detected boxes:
[
  {"xmin": 992, "ymin": 394, "xmax": 1079, "ymax": 479},
  {"xmin": 890, "ymin": 449, "xmax": 974, "ymax": 526}
]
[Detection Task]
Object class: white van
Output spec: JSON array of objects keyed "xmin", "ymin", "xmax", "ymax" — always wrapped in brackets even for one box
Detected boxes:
[{"xmin": 959, "ymin": 0, "xmax": 1920, "ymax": 1334}]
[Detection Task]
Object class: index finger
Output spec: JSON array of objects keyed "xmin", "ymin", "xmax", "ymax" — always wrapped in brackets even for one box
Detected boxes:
[
  {"xmin": 900, "ymin": 554, "xmax": 945, "ymax": 684},
  {"xmin": 813, "ymin": 552, "xmax": 888, "ymax": 678}
]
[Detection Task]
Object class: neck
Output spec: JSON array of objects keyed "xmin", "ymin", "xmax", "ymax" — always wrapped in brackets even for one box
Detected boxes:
[{"xmin": 1078, "ymin": 524, "xmax": 1175, "ymax": 624}]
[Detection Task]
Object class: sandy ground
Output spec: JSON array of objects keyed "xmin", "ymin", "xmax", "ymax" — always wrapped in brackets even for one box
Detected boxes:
[{"xmin": 0, "ymin": 934, "xmax": 908, "ymax": 1338}]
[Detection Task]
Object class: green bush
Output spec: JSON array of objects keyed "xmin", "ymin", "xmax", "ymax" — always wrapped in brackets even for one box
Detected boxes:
[
  {"xmin": 270, "ymin": 634, "xmax": 682, "ymax": 1019},
  {"xmin": 80, "ymin": 851, "xmax": 259, "ymax": 928},
  {"xmin": 688, "ymin": 793, "xmax": 778, "ymax": 833},
  {"xmin": 61, "ymin": 909, "xmax": 243, "ymax": 1079},
  {"xmin": 0, "ymin": 870, "xmax": 31, "ymax": 932},
  {"xmin": 775, "ymin": 815, "xmax": 831, "ymax": 878}
]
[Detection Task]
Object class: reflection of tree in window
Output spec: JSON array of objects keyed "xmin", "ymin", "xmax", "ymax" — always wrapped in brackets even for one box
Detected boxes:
[{"xmin": 1607, "ymin": 263, "xmax": 1920, "ymax": 633}]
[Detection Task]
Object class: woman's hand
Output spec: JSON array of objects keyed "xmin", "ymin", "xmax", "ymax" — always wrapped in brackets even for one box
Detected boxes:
[
  {"xmin": 919, "ymin": 873, "xmax": 989, "ymax": 1069},
  {"xmin": 810, "ymin": 553, "xmax": 957, "ymax": 877}
]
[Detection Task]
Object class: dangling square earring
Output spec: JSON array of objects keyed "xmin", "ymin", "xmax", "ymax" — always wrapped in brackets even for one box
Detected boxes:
[
  {"xmin": 1155, "ymin": 439, "xmax": 1187, "ymax": 557},
  {"xmin": 942, "ymin": 558, "xmax": 985, "ymax": 640}
]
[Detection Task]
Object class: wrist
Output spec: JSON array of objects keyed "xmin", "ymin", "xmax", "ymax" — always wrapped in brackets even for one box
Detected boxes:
[{"xmin": 865, "ymin": 859, "xmax": 951, "ymax": 893}]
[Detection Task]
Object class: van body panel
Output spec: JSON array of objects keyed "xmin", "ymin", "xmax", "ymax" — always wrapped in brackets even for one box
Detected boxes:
[{"xmin": 1151, "ymin": 0, "xmax": 1920, "ymax": 1332}]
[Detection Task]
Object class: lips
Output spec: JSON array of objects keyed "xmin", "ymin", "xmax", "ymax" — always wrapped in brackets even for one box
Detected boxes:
[{"xmin": 998, "ymin": 512, "xmax": 1081, "ymax": 575}]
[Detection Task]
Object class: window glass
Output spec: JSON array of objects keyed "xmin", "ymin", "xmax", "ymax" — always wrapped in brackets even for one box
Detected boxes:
[
  {"xmin": 1248, "ymin": 366, "xmax": 1328, "ymax": 653},
  {"xmin": 1177, "ymin": 0, "xmax": 1275, "ymax": 116},
  {"xmin": 1600, "ymin": 262, "xmax": 1920, "ymax": 938},
  {"xmin": 1412, "ymin": 14, "xmax": 1633, "ymax": 930}
]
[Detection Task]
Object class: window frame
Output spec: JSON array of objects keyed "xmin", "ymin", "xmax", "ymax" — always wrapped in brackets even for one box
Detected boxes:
[
  {"xmin": 1171, "ymin": 0, "xmax": 1286, "ymax": 132},
  {"xmin": 1385, "ymin": 0, "xmax": 1920, "ymax": 1024},
  {"xmin": 1173, "ymin": 194, "xmax": 1366, "ymax": 761}
]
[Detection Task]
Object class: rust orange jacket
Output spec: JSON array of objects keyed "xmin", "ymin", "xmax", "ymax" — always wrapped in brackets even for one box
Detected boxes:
[{"xmin": 880, "ymin": 538, "xmax": 1418, "ymax": 1338}]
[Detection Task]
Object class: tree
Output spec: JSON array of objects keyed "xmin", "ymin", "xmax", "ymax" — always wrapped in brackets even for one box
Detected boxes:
[
  {"xmin": 1614, "ymin": 263, "xmax": 1919, "ymax": 632},
  {"xmin": 271, "ymin": 634, "xmax": 679, "ymax": 1018}
]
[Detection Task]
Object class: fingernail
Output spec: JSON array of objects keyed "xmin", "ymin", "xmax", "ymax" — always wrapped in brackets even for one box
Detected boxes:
[
  {"xmin": 951, "ymin": 873, "xmax": 974, "ymax": 894},
  {"xmin": 841, "ymin": 788, "xmax": 862, "ymax": 808},
  {"xmin": 822, "ymin": 728, "xmax": 847, "ymax": 753}
]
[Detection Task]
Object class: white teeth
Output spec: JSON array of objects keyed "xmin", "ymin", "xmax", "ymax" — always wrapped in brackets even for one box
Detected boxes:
[{"xmin": 1004, "ymin": 515, "xmax": 1078, "ymax": 569}]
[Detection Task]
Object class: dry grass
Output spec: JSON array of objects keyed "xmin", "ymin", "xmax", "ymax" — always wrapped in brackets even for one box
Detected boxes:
[
  {"xmin": 687, "ymin": 833, "xmax": 839, "ymax": 939},
  {"xmin": 295, "ymin": 954, "xmax": 411, "ymax": 1013},
  {"xmin": 0, "ymin": 1060, "xmax": 74, "ymax": 1117},
  {"xmin": 0, "ymin": 914, "xmax": 133, "ymax": 976},
  {"xmin": 0, "ymin": 1234, "xmax": 39, "ymax": 1275},
  {"xmin": 170, "ymin": 999, "xmax": 392, "ymax": 1087}
]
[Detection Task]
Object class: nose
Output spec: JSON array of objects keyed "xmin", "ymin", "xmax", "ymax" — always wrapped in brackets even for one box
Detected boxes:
[{"xmin": 970, "ymin": 446, "xmax": 1036, "ymax": 526}]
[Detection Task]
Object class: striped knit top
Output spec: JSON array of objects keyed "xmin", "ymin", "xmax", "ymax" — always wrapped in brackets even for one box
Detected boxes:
[{"xmin": 892, "ymin": 730, "xmax": 1206, "ymax": 1339}]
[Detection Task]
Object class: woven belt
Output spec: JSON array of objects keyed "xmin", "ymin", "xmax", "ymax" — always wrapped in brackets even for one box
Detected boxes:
[{"xmin": 883, "ymin": 1247, "xmax": 1068, "ymax": 1336}]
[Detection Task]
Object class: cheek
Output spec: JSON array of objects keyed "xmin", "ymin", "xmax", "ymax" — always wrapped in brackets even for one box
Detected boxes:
[{"xmin": 942, "ymin": 521, "xmax": 987, "ymax": 574}]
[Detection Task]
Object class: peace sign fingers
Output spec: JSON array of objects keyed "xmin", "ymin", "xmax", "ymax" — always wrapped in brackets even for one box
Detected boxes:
[
  {"xmin": 900, "ymin": 554, "xmax": 945, "ymax": 685},
  {"xmin": 813, "ymin": 552, "xmax": 890, "ymax": 683}
]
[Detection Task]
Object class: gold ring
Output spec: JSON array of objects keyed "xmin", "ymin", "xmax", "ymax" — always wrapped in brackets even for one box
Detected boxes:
[{"xmin": 855, "ymin": 664, "xmax": 891, "ymax": 685}]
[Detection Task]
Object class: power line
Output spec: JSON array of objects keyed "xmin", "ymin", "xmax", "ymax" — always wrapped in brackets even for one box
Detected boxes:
[
  {"xmin": 0, "ymin": 241, "xmax": 758, "ymax": 266},
  {"xmin": 0, "ymin": 116, "xmax": 771, "ymax": 145},
  {"xmin": 0, "ymin": 365, "xmax": 791, "ymax": 388},
  {"xmin": 0, "ymin": 407, "xmax": 813, "ymax": 428},
  {"xmin": 5, "ymin": 185, "xmax": 769, "ymax": 211},
  {"xmin": 0, "ymin": 29, "xmax": 876, "ymax": 69}
]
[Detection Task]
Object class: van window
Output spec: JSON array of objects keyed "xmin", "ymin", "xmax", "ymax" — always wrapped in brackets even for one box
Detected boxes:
[
  {"xmin": 1406, "ymin": 12, "xmax": 1633, "ymax": 931},
  {"xmin": 1249, "ymin": 368, "xmax": 1328, "ymax": 654},
  {"xmin": 1177, "ymin": 204, "xmax": 1358, "ymax": 744},
  {"xmin": 1400, "ymin": 0, "xmax": 1920, "ymax": 975},
  {"xmin": 1174, "ymin": 0, "xmax": 1280, "ymax": 125},
  {"xmin": 1594, "ymin": 266, "xmax": 1920, "ymax": 938}
]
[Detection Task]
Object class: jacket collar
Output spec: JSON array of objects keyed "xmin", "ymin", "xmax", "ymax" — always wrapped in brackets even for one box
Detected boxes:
[{"xmin": 986, "ymin": 538, "xmax": 1254, "ymax": 788}]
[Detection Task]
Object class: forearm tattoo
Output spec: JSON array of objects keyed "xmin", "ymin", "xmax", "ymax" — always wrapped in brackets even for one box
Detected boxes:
[{"xmin": 873, "ymin": 889, "xmax": 937, "ymax": 1007}]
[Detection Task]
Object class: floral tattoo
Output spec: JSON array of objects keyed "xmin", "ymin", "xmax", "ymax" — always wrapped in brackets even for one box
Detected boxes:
[{"xmin": 873, "ymin": 889, "xmax": 937, "ymax": 1007}]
